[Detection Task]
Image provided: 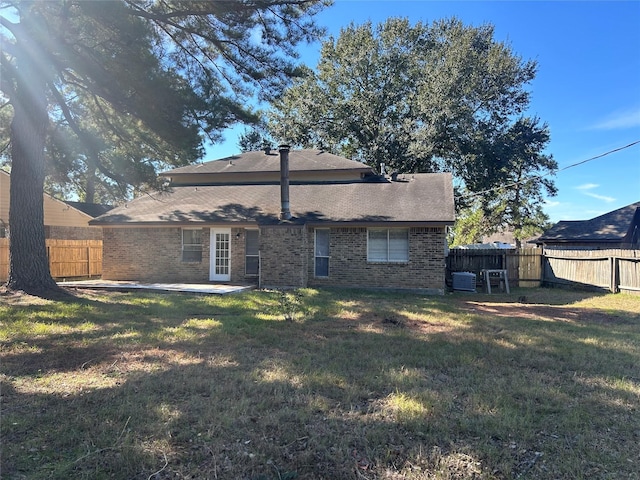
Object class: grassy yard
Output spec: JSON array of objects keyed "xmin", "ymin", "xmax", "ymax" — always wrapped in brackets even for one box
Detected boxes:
[{"xmin": 1, "ymin": 287, "xmax": 639, "ymax": 479}]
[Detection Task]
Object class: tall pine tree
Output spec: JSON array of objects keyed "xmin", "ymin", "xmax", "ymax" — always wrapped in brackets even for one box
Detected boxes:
[{"xmin": 0, "ymin": 0, "xmax": 327, "ymax": 295}]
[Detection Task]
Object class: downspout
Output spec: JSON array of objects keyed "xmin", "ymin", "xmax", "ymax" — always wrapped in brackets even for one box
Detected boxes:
[{"xmin": 279, "ymin": 145, "xmax": 292, "ymax": 221}]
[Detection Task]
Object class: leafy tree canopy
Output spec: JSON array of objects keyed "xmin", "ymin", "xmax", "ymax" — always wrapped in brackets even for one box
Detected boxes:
[
  {"xmin": 268, "ymin": 17, "xmax": 556, "ymax": 244},
  {"xmin": 268, "ymin": 17, "xmax": 537, "ymax": 173},
  {"xmin": 456, "ymin": 116, "xmax": 557, "ymax": 247},
  {"xmin": 237, "ymin": 126, "xmax": 276, "ymax": 153}
]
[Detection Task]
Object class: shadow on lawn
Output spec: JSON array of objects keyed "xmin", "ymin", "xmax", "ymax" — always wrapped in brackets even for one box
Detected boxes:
[
  {"xmin": 1, "ymin": 289, "xmax": 639, "ymax": 479},
  {"xmin": 448, "ymin": 287, "xmax": 612, "ymax": 306},
  {"xmin": 458, "ymin": 300, "xmax": 639, "ymax": 326},
  {"xmin": 1, "ymin": 290, "xmax": 268, "ymax": 375}
]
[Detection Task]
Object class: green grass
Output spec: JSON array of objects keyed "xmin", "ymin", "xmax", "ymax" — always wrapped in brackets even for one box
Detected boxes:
[{"xmin": 1, "ymin": 287, "xmax": 639, "ymax": 479}]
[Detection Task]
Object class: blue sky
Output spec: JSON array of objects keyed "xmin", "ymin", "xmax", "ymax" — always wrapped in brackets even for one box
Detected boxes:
[{"xmin": 208, "ymin": 0, "xmax": 640, "ymax": 223}]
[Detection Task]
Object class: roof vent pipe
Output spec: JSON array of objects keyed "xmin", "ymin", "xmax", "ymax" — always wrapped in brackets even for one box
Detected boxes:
[{"xmin": 279, "ymin": 144, "xmax": 292, "ymax": 220}]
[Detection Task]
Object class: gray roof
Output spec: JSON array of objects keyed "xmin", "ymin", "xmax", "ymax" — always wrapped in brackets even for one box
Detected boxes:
[
  {"xmin": 161, "ymin": 149, "xmax": 372, "ymax": 177},
  {"xmin": 64, "ymin": 201, "xmax": 114, "ymax": 218},
  {"xmin": 91, "ymin": 173, "xmax": 454, "ymax": 226},
  {"xmin": 538, "ymin": 201, "xmax": 640, "ymax": 243}
]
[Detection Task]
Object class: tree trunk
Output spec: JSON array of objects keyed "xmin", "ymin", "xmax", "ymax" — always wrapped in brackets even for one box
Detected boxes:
[
  {"xmin": 85, "ymin": 163, "xmax": 97, "ymax": 204},
  {"xmin": 6, "ymin": 10, "xmax": 60, "ymax": 295}
]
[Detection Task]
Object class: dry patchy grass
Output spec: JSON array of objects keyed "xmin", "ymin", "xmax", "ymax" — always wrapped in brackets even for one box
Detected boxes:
[{"xmin": 1, "ymin": 287, "xmax": 639, "ymax": 479}]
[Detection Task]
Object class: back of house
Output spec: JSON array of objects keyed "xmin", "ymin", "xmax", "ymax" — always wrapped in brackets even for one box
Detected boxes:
[{"xmin": 91, "ymin": 148, "xmax": 455, "ymax": 293}]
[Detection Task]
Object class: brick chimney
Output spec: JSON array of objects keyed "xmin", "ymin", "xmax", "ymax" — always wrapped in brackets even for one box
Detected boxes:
[{"xmin": 279, "ymin": 145, "xmax": 292, "ymax": 220}]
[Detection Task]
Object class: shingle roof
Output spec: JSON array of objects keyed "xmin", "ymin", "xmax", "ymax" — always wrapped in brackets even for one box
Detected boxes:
[
  {"xmin": 64, "ymin": 201, "xmax": 114, "ymax": 218},
  {"xmin": 91, "ymin": 173, "xmax": 454, "ymax": 226},
  {"xmin": 161, "ymin": 149, "xmax": 372, "ymax": 176},
  {"xmin": 538, "ymin": 201, "xmax": 640, "ymax": 242}
]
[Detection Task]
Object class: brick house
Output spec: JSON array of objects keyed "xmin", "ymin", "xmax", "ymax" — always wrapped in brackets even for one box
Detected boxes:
[{"xmin": 91, "ymin": 147, "xmax": 455, "ymax": 293}]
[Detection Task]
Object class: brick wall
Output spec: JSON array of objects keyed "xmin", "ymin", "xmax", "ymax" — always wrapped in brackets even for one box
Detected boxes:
[
  {"xmin": 102, "ymin": 227, "xmax": 210, "ymax": 282},
  {"xmin": 45, "ymin": 225, "xmax": 103, "ymax": 240},
  {"xmin": 229, "ymin": 228, "xmax": 260, "ymax": 285},
  {"xmin": 306, "ymin": 226, "xmax": 447, "ymax": 293},
  {"xmin": 102, "ymin": 224, "xmax": 446, "ymax": 292},
  {"xmin": 259, "ymin": 225, "xmax": 308, "ymax": 288}
]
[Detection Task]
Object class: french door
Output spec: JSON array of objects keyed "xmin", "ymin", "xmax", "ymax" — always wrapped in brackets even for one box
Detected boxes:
[{"xmin": 210, "ymin": 228, "xmax": 231, "ymax": 281}]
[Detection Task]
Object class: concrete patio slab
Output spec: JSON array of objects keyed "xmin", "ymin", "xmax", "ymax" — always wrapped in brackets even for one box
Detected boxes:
[{"xmin": 58, "ymin": 279, "xmax": 254, "ymax": 295}]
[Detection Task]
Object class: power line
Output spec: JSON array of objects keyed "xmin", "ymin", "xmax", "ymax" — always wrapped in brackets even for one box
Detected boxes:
[
  {"xmin": 456, "ymin": 139, "xmax": 640, "ymax": 200},
  {"xmin": 557, "ymin": 139, "xmax": 640, "ymax": 172}
]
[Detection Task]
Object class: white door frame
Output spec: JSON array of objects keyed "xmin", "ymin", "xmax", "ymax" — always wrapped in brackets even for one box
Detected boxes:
[{"xmin": 210, "ymin": 228, "xmax": 231, "ymax": 281}]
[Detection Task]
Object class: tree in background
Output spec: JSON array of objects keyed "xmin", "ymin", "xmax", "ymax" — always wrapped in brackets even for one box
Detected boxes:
[
  {"xmin": 269, "ymin": 20, "xmax": 422, "ymax": 173},
  {"xmin": 43, "ymin": 90, "xmax": 205, "ymax": 204},
  {"xmin": 0, "ymin": 0, "xmax": 327, "ymax": 295},
  {"xmin": 269, "ymin": 18, "xmax": 537, "ymax": 172},
  {"xmin": 454, "ymin": 117, "xmax": 557, "ymax": 247},
  {"xmin": 268, "ymin": 17, "xmax": 555, "ymax": 243},
  {"xmin": 237, "ymin": 126, "xmax": 276, "ymax": 153},
  {"xmin": 448, "ymin": 204, "xmax": 487, "ymax": 247}
]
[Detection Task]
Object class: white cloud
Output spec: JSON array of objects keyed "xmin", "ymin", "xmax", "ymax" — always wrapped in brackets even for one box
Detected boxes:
[
  {"xmin": 589, "ymin": 107, "xmax": 640, "ymax": 131},
  {"xmin": 573, "ymin": 183, "xmax": 616, "ymax": 202},
  {"xmin": 576, "ymin": 183, "xmax": 598, "ymax": 191},
  {"xmin": 583, "ymin": 192, "xmax": 616, "ymax": 202}
]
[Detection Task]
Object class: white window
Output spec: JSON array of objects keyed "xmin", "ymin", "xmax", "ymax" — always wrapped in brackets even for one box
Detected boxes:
[
  {"xmin": 182, "ymin": 228, "xmax": 202, "ymax": 262},
  {"xmin": 315, "ymin": 229, "xmax": 330, "ymax": 277},
  {"xmin": 368, "ymin": 228, "xmax": 409, "ymax": 262},
  {"xmin": 245, "ymin": 229, "xmax": 259, "ymax": 276}
]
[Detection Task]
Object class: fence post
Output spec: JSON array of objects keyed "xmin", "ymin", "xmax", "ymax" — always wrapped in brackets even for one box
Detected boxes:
[{"xmin": 539, "ymin": 249, "xmax": 544, "ymax": 286}]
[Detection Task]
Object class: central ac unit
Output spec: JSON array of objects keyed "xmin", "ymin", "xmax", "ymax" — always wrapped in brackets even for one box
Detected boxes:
[{"xmin": 452, "ymin": 272, "xmax": 476, "ymax": 292}]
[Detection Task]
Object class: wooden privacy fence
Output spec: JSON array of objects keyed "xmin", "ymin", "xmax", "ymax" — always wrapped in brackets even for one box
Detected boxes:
[
  {"xmin": 543, "ymin": 248, "xmax": 640, "ymax": 293},
  {"xmin": 446, "ymin": 248, "xmax": 542, "ymax": 288},
  {"xmin": 0, "ymin": 238, "xmax": 6, "ymax": 281},
  {"xmin": 447, "ymin": 247, "xmax": 640, "ymax": 293},
  {"xmin": 0, "ymin": 238, "xmax": 102, "ymax": 281}
]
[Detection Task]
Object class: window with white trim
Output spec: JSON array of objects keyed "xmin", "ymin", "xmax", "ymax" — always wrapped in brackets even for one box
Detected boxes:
[
  {"xmin": 182, "ymin": 228, "xmax": 202, "ymax": 262},
  {"xmin": 245, "ymin": 229, "xmax": 259, "ymax": 276},
  {"xmin": 367, "ymin": 228, "xmax": 409, "ymax": 262},
  {"xmin": 315, "ymin": 228, "xmax": 330, "ymax": 277}
]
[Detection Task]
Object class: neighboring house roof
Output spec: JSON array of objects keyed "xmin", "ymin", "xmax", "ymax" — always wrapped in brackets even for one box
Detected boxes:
[
  {"xmin": 0, "ymin": 169, "xmax": 94, "ymax": 227},
  {"xmin": 538, "ymin": 201, "xmax": 640, "ymax": 244},
  {"xmin": 91, "ymin": 173, "xmax": 455, "ymax": 226},
  {"xmin": 65, "ymin": 201, "xmax": 114, "ymax": 218},
  {"xmin": 481, "ymin": 230, "xmax": 538, "ymax": 247},
  {"xmin": 161, "ymin": 149, "xmax": 371, "ymax": 178},
  {"xmin": 482, "ymin": 230, "xmax": 516, "ymax": 246}
]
